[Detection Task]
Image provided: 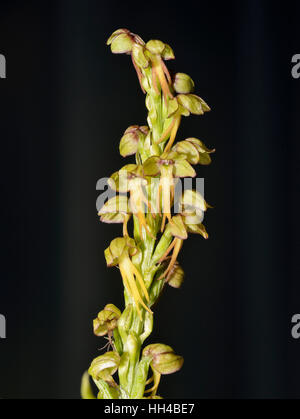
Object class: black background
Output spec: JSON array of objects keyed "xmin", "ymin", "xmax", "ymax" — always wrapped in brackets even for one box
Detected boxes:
[{"xmin": 0, "ymin": 0, "xmax": 299, "ymax": 399}]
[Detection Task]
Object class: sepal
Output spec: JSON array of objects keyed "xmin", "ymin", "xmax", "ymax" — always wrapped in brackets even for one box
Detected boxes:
[
  {"xmin": 169, "ymin": 215, "xmax": 188, "ymax": 240},
  {"xmin": 177, "ymin": 94, "xmax": 210, "ymax": 115},
  {"xmin": 146, "ymin": 40, "xmax": 166, "ymax": 55}
]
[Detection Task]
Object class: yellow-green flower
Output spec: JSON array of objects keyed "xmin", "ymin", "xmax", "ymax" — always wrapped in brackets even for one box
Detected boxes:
[
  {"xmin": 143, "ymin": 151, "xmax": 196, "ymax": 231},
  {"xmin": 98, "ymin": 195, "xmax": 131, "ymax": 236},
  {"xmin": 108, "ymin": 165, "xmax": 153, "ymax": 237},
  {"xmin": 104, "ymin": 237, "xmax": 152, "ymax": 318}
]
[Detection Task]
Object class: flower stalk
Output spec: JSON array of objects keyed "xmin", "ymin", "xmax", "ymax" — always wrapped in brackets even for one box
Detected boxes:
[{"xmin": 81, "ymin": 29, "xmax": 214, "ymax": 399}]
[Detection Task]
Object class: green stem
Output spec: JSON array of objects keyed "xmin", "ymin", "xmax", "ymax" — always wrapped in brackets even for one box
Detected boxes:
[
  {"xmin": 116, "ymin": 50, "xmax": 173, "ymax": 400},
  {"xmin": 130, "ymin": 357, "xmax": 152, "ymax": 399}
]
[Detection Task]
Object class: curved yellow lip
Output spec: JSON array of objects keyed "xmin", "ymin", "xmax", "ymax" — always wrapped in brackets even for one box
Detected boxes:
[{"xmin": 119, "ymin": 253, "xmax": 152, "ymax": 319}]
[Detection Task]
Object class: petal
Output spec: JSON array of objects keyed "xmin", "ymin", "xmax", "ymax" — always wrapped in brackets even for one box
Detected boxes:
[
  {"xmin": 169, "ymin": 215, "xmax": 188, "ymax": 240},
  {"xmin": 111, "ymin": 33, "xmax": 133, "ymax": 54},
  {"xmin": 143, "ymin": 156, "xmax": 161, "ymax": 176},
  {"xmin": 185, "ymin": 137, "xmax": 215, "ymax": 153},
  {"xmin": 99, "ymin": 195, "xmax": 129, "ymax": 215},
  {"xmin": 173, "ymin": 159, "xmax": 196, "ymax": 178},
  {"xmin": 174, "ymin": 141, "xmax": 200, "ymax": 165},
  {"xmin": 119, "ymin": 132, "xmax": 139, "ymax": 157},
  {"xmin": 186, "ymin": 223, "xmax": 209, "ymax": 239},
  {"xmin": 198, "ymin": 152, "xmax": 212, "ymax": 165},
  {"xmin": 106, "ymin": 28, "xmax": 130, "ymax": 45}
]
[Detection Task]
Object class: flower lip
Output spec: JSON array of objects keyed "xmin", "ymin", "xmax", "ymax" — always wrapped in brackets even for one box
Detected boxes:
[
  {"xmin": 127, "ymin": 172, "xmax": 137, "ymax": 180},
  {"xmin": 158, "ymin": 159, "xmax": 174, "ymax": 166}
]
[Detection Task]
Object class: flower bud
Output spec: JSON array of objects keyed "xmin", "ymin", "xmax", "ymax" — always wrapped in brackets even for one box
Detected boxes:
[
  {"xmin": 167, "ymin": 262, "xmax": 185, "ymax": 288},
  {"xmin": 146, "ymin": 40, "xmax": 166, "ymax": 55},
  {"xmin": 143, "ymin": 343, "xmax": 174, "ymax": 359},
  {"xmin": 143, "ymin": 343, "xmax": 184, "ymax": 375},
  {"xmin": 93, "ymin": 304, "xmax": 121, "ymax": 337},
  {"xmin": 88, "ymin": 351, "xmax": 120, "ymax": 383},
  {"xmin": 152, "ymin": 352, "xmax": 184, "ymax": 375},
  {"xmin": 173, "ymin": 73, "xmax": 195, "ymax": 94},
  {"xmin": 119, "ymin": 126, "xmax": 148, "ymax": 157},
  {"xmin": 119, "ymin": 132, "xmax": 139, "ymax": 158}
]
